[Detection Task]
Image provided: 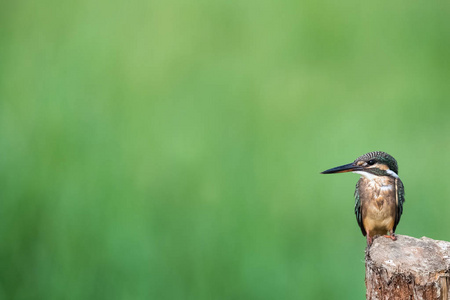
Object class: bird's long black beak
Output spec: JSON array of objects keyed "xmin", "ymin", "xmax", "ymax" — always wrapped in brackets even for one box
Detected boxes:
[{"xmin": 321, "ymin": 163, "xmax": 363, "ymax": 174}]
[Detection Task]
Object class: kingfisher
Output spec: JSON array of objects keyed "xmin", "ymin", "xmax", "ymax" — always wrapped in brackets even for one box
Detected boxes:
[{"xmin": 321, "ymin": 151, "xmax": 405, "ymax": 246}]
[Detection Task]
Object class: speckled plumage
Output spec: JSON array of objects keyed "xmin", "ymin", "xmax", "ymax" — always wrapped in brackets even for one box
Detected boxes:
[
  {"xmin": 322, "ymin": 151, "xmax": 405, "ymax": 246},
  {"xmin": 354, "ymin": 151, "xmax": 399, "ymax": 175},
  {"xmin": 354, "ymin": 176, "xmax": 405, "ymax": 237},
  {"xmin": 353, "ymin": 151, "xmax": 405, "ymax": 245}
]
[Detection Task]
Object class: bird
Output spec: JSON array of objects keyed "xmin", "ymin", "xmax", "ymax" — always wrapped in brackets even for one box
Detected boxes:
[{"xmin": 321, "ymin": 151, "xmax": 405, "ymax": 246}]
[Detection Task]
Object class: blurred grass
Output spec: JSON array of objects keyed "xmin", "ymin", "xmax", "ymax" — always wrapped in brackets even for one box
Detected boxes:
[{"xmin": 1, "ymin": 0, "xmax": 450, "ymax": 299}]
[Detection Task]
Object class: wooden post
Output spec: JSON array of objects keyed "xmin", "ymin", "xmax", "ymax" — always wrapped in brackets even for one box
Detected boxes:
[{"xmin": 365, "ymin": 235, "xmax": 450, "ymax": 300}]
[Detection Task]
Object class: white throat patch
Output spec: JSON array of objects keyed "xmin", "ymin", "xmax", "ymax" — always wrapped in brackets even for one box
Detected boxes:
[
  {"xmin": 353, "ymin": 171, "xmax": 377, "ymax": 180},
  {"xmin": 353, "ymin": 169, "xmax": 399, "ymax": 180}
]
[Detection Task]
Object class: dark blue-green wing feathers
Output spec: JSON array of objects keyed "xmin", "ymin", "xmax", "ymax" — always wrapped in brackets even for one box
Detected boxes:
[
  {"xmin": 354, "ymin": 179, "xmax": 366, "ymax": 236},
  {"xmin": 393, "ymin": 178, "xmax": 405, "ymax": 233}
]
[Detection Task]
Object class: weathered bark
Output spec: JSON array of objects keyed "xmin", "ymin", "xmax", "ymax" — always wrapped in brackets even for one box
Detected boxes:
[{"xmin": 365, "ymin": 235, "xmax": 450, "ymax": 300}]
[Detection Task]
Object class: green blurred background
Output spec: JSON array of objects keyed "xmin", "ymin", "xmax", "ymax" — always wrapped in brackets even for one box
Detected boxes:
[{"xmin": 1, "ymin": 0, "xmax": 450, "ymax": 299}]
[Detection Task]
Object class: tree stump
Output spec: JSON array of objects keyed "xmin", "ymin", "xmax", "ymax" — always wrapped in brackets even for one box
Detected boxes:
[{"xmin": 365, "ymin": 235, "xmax": 450, "ymax": 300}]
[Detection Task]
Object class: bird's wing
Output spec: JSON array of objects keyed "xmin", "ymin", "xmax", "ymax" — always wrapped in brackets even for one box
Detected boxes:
[
  {"xmin": 393, "ymin": 178, "xmax": 405, "ymax": 233},
  {"xmin": 354, "ymin": 179, "xmax": 366, "ymax": 236}
]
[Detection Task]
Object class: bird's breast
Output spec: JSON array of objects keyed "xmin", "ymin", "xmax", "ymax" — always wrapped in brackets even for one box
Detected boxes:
[
  {"xmin": 364, "ymin": 178, "xmax": 394, "ymax": 201},
  {"xmin": 359, "ymin": 177, "xmax": 397, "ymax": 235}
]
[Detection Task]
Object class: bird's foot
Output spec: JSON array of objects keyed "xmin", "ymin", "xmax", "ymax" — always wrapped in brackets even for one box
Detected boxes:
[{"xmin": 383, "ymin": 234, "xmax": 397, "ymax": 241}]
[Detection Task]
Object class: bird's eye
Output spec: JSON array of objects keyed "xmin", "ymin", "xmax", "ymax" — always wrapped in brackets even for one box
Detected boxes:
[{"xmin": 367, "ymin": 160, "xmax": 376, "ymax": 165}]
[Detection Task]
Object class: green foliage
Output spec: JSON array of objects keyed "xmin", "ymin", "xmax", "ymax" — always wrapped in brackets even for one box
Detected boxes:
[{"xmin": 1, "ymin": 0, "xmax": 450, "ymax": 299}]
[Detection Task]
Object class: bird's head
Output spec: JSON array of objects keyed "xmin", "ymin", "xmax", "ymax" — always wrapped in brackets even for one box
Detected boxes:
[{"xmin": 321, "ymin": 151, "xmax": 399, "ymax": 179}]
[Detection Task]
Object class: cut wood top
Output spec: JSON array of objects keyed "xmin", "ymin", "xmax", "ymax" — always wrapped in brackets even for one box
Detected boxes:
[{"xmin": 367, "ymin": 235, "xmax": 450, "ymax": 285}]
